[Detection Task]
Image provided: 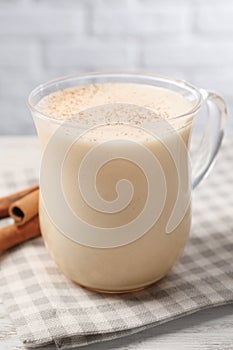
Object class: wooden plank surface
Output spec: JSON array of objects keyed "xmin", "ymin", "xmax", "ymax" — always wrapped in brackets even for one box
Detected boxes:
[{"xmin": 0, "ymin": 136, "xmax": 233, "ymax": 350}]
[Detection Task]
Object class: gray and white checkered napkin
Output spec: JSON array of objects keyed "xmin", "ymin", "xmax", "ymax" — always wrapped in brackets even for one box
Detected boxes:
[{"xmin": 0, "ymin": 140, "xmax": 233, "ymax": 350}]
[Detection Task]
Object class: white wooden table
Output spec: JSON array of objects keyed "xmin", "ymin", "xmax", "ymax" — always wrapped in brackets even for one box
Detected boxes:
[{"xmin": 0, "ymin": 136, "xmax": 233, "ymax": 350}]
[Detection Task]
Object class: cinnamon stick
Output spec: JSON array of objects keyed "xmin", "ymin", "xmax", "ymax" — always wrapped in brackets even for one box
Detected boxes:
[
  {"xmin": 0, "ymin": 185, "xmax": 38, "ymax": 219},
  {"xmin": 0, "ymin": 216, "xmax": 41, "ymax": 252},
  {"xmin": 9, "ymin": 189, "xmax": 39, "ymax": 226}
]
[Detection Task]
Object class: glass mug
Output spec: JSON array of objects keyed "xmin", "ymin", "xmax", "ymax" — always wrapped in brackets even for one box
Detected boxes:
[{"xmin": 28, "ymin": 73, "xmax": 227, "ymax": 293}]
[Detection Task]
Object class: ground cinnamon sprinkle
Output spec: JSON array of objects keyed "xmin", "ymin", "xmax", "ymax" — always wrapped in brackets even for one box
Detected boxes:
[{"xmin": 36, "ymin": 83, "xmax": 193, "ymax": 125}]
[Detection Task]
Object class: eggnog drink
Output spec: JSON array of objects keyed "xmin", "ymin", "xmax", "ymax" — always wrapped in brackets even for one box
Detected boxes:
[{"xmin": 34, "ymin": 83, "xmax": 194, "ymax": 292}]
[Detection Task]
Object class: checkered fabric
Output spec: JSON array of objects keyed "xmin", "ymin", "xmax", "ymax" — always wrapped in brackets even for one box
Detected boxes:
[{"xmin": 0, "ymin": 139, "xmax": 233, "ymax": 349}]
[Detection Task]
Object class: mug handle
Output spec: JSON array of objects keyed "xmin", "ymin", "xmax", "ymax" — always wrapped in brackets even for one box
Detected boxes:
[{"xmin": 192, "ymin": 89, "xmax": 228, "ymax": 189}]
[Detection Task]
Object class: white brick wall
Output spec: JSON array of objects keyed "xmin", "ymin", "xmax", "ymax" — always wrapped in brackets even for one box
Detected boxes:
[
  {"xmin": 92, "ymin": 4, "xmax": 191, "ymax": 36},
  {"xmin": 196, "ymin": 0, "xmax": 233, "ymax": 35},
  {"xmin": 0, "ymin": 0, "xmax": 232, "ymax": 134},
  {"xmin": 45, "ymin": 40, "xmax": 139, "ymax": 70},
  {"xmin": 0, "ymin": 7, "xmax": 85, "ymax": 36}
]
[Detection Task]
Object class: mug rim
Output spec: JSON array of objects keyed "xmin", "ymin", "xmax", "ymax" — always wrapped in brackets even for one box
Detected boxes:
[{"xmin": 28, "ymin": 71, "xmax": 203, "ymax": 123}]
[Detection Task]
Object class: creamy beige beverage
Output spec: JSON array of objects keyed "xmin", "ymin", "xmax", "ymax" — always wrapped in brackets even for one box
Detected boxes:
[{"xmin": 34, "ymin": 83, "xmax": 194, "ymax": 292}]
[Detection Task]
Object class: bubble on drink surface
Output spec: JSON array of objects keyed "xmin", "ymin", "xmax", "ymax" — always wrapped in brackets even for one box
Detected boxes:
[{"xmin": 40, "ymin": 103, "xmax": 191, "ymax": 248}]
